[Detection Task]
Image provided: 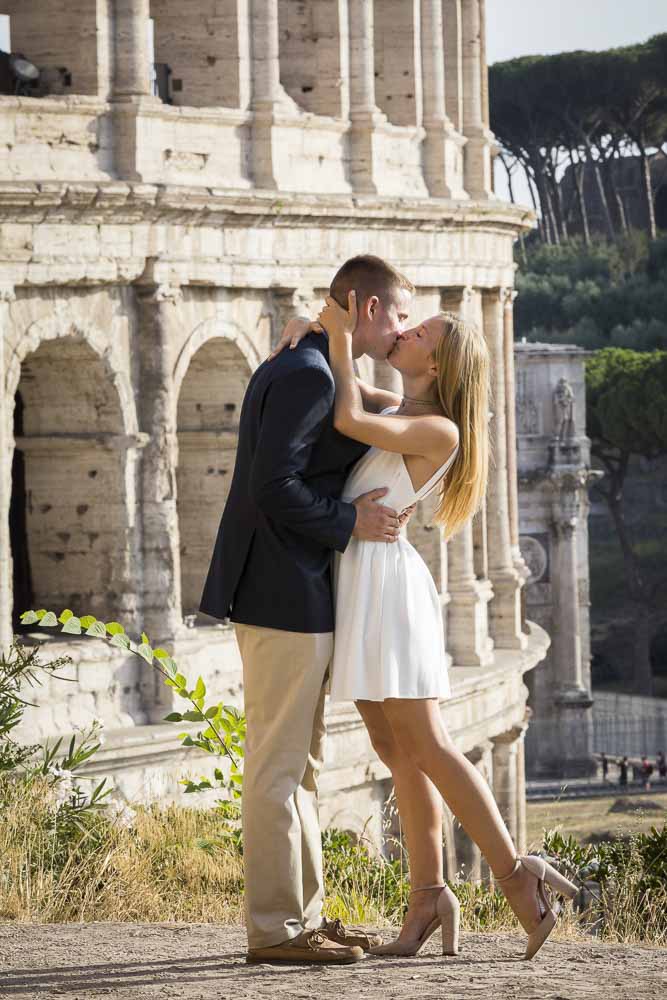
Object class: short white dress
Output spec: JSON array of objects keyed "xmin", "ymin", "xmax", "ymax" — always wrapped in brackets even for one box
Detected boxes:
[{"xmin": 329, "ymin": 407, "xmax": 459, "ymax": 703}]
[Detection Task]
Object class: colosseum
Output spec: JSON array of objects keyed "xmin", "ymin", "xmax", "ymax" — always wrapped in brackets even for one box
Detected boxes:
[{"xmin": 0, "ymin": 0, "xmax": 548, "ymax": 872}]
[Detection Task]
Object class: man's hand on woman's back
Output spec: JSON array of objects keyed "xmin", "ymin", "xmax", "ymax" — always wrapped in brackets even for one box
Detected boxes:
[{"xmin": 351, "ymin": 488, "xmax": 401, "ymax": 543}]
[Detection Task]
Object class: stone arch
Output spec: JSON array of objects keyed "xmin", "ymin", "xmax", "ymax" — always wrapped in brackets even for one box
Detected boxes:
[
  {"xmin": 9, "ymin": 321, "xmax": 136, "ymax": 630},
  {"xmin": 175, "ymin": 323, "xmax": 257, "ymax": 618},
  {"xmin": 173, "ymin": 318, "xmax": 262, "ymax": 397},
  {"xmin": 5, "ymin": 313, "xmax": 138, "ymax": 438}
]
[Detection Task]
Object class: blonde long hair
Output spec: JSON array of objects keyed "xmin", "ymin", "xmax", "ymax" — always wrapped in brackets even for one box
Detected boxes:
[{"xmin": 431, "ymin": 312, "xmax": 490, "ymax": 539}]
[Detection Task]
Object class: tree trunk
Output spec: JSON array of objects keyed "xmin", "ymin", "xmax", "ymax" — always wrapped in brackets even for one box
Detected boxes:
[
  {"xmin": 570, "ymin": 149, "xmax": 591, "ymax": 245},
  {"xmin": 601, "ymin": 455, "xmax": 655, "ymax": 694},
  {"xmin": 633, "ymin": 604, "xmax": 655, "ymax": 697},
  {"xmin": 638, "ymin": 142, "xmax": 657, "ymax": 240},
  {"xmin": 582, "ymin": 135, "xmax": 616, "ymax": 239}
]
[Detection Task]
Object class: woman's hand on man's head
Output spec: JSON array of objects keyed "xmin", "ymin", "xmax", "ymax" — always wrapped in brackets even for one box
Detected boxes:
[{"xmin": 266, "ymin": 316, "xmax": 324, "ymax": 361}]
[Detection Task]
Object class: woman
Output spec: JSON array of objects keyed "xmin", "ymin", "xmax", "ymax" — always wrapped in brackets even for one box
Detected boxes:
[{"xmin": 272, "ymin": 293, "xmax": 577, "ymax": 960}]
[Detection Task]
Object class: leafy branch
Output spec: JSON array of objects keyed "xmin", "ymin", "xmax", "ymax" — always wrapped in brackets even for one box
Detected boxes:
[{"xmin": 19, "ymin": 608, "xmax": 246, "ymax": 798}]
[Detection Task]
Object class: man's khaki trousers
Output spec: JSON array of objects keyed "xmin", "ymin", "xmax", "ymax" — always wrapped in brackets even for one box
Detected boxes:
[{"xmin": 234, "ymin": 623, "xmax": 334, "ymax": 949}]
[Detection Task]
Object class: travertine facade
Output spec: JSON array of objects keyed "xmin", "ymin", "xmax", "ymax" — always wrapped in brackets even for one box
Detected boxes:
[
  {"xmin": 1, "ymin": 1, "xmax": 547, "ymax": 863},
  {"xmin": 515, "ymin": 344, "xmax": 599, "ymax": 779}
]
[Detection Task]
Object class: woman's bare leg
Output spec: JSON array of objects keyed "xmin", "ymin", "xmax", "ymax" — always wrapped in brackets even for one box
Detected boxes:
[
  {"xmin": 381, "ymin": 698, "xmax": 544, "ymax": 933},
  {"xmin": 356, "ymin": 700, "xmax": 449, "ymax": 940}
]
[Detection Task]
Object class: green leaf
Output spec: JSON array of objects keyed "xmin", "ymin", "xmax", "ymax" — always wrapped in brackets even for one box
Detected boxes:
[
  {"xmin": 105, "ymin": 622, "xmax": 125, "ymax": 636},
  {"xmin": 174, "ymin": 673, "xmax": 187, "ymax": 688},
  {"xmin": 153, "ymin": 648, "xmax": 170, "ymax": 660},
  {"xmin": 61, "ymin": 616, "xmax": 82, "ymax": 634},
  {"xmin": 141, "ymin": 632, "xmax": 150, "ymax": 646},
  {"xmin": 180, "ymin": 735, "xmax": 194, "ymax": 747},
  {"xmin": 182, "ymin": 710, "xmax": 203, "ymax": 722},
  {"xmin": 59, "ymin": 609, "xmax": 74, "ymax": 623},
  {"xmin": 80, "ymin": 615, "xmax": 97, "ymax": 628},
  {"xmin": 85, "ymin": 620, "xmax": 107, "ymax": 638},
  {"xmin": 109, "ymin": 633, "xmax": 131, "ymax": 650},
  {"xmin": 205, "ymin": 706, "xmax": 220, "ymax": 720},
  {"xmin": 137, "ymin": 643, "xmax": 153, "ymax": 664},
  {"xmin": 20, "ymin": 610, "xmax": 39, "ymax": 624},
  {"xmin": 38, "ymin": 612, "xmax": 58, "ymax": 627},
  {"xmin": 161, "ymin": 657, "xmax": 178, "ymax": 676},
  {"xmin": 35, "ymin": 609, "xmax": 48, "ymax": 620},
  {"xmin": 176, "ymin": 689, "xmax": 190, "ymax": 699},
  {"xmin": 163, "ymin": 712, "xmax": 183, "ymax": 722},
  {"xmin": 193, "ymin": 676, "xmax": 206, "ymax": 701}
]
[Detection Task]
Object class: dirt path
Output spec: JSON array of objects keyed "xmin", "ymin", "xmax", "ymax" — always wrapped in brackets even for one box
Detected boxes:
[{"xmin": 0, "ymin": 923, "xmax": 664, "ymax": 1000}]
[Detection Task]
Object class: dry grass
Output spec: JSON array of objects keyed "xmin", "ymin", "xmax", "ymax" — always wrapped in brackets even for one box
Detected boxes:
[
  {"xmin": 1, "ymin": 778, "xmax": 664, "ymax": 949},
  {"xmin": 0, "ymin": 778, "xmax": 244, "ymax": 924},
  {"xmin": 526, "ymin": 789, "xmax": 667, "ymax": 848}
]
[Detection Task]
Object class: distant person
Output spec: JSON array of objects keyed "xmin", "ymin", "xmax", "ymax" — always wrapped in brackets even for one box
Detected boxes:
[
  {"xmin": 600, "ymin": 752, "xmax": 609, "ymax": 783},
  {"xmin": 657, "ymin": 751, "xmax": 666, "ymax": 784},
  {"xmin": 640, "ymin": 755, "xmax": 653, "ymax": 791},
  {"xmin": 618, "ymin": 756, "xmax": 628, "ymax": 786}
]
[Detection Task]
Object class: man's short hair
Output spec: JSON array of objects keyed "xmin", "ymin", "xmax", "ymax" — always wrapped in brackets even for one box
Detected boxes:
[{"xmin": 330, "ymin": 254, "xmax": 415, "ymax": 310}]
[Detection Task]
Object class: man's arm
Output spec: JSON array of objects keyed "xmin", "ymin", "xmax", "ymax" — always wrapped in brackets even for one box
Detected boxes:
[{"xmin": 248, "ymin": 366, "xmax": 354, "ymax": 552}]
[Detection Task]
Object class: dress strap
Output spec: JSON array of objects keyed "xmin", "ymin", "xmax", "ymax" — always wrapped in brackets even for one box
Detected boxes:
[{"xmin": 415, "ymin": 445, "xmax": 459, "ymax": 502}]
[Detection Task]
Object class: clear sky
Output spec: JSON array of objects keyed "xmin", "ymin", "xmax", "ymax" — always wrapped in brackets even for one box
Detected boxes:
[{"xmin": 486, "ymin": 0, "xmax": 666, "ymax": 65}]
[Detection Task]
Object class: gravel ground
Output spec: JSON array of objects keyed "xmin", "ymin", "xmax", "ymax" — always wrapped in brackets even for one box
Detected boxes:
[{"xmin": 0, "ymin": 923, "xmax": 665, "ymax": 1000}]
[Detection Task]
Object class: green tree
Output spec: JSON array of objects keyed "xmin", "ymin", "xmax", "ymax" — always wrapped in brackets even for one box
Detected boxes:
[{"xmin": 585, "ymin": 348, "xmax": 667, "ymax": 694}]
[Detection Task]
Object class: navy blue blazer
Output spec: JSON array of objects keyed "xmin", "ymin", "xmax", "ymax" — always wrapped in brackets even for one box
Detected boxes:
[{"xmin": 199, "ymin": 332, "xmax": 370, "ymax": 633}]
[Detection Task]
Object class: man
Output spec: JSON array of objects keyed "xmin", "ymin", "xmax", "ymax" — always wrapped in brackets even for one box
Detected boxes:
[{"xmin": 200, "ymin": 255, "xmax": 414, "ymax": 963}]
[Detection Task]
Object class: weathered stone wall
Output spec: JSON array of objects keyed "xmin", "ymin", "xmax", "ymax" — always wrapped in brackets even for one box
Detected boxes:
[{"xmin": 278, "ymin": 0, "xmax": 348, "ymax": 118}]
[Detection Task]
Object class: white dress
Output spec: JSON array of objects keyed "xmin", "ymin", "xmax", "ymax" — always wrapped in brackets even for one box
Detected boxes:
[{"xmin": 329, "ymin": 407, "xmax": 459, "ymax": 703}]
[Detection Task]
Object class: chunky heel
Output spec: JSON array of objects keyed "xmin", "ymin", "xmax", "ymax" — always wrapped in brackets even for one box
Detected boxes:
[
  {"xmin": 542, "ymin": 861, "xmax": 578, "ymax": 900},
  {"xmin": 370, "ymin": 883, "xmax": 460, "ymax": 957},
  {"xmin": 495, "ymin": 854, "xmax": 578, "ymax": 961},
  {"xmin": 438, "ymin": 885, "xmax": 460, "ymax": 955}
]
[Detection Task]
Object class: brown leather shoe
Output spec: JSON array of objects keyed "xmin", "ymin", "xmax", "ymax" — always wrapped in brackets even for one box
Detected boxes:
[
  {"xmin": 320, "ymin": 917, "xmax": 383, "ymax": 951},
  {"xmin": 247, "ymin": 928, "xmax": 364, "ymax": 964}
]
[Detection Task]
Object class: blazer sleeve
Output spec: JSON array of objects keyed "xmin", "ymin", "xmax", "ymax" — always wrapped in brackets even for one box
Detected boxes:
[{"xmin": 248, "ymin": 365, "xmax": 358, "ymax": 552}]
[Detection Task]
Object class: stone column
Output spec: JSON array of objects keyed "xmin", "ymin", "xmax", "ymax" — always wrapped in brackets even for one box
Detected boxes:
[
  {"xmin": 482, "ymin": 289, "xmax": 525, "ymax": 650},
  {"xmin": 113, "ymin": 0, "xmax": 152, "ymax": 98},
  {"xmin": 550, "ymin": 487, "xmax": 588, "ymax": 699},
  {"xmin": 491, "ymin": 726, "xmax": 524, "ymax": 846},
  {"xmin": 348, "ymin": 0, "xmax": 385, "ymax": 193},
  {"xmin": 0, "ymin": 284, "xmax": 14, "ymax": 656},
  {"xmin": 135, "ymin": 282, "xmax": 184, "ymax": 720},
  {"xmin": 443, "ymin": 0, "xmax": 464, "ymax": 132},
  {"xmin": 420, "ymin": 0, "xmax": 466, "ymax": 199},
  {"xmin": 460, "ymin": 0, "xmax": 493, "ymax": 198},
  {"xmin": 442, "ymin": 286, "xmax": 493, "ymax": 666},
  {"xmin": 249, "ymin": 0, "xmax": 288, "ymax": 189},
  {"xmin": 515, "ymin": 725, "xmax": 527, "ymax": 855}
]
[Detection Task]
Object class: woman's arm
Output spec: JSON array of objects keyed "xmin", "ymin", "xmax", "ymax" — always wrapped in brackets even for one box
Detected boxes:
[
  {"xmin": 267, "ymin": 315, "xmax": 401, "ymax": 414},
  {"xmin": 319, "ymin": 293, "xmax": 459, "ymax": 463}
]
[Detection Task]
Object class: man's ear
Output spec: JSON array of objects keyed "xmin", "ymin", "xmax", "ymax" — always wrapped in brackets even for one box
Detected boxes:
[{"xmin": 366, "ymin": 295, "xmax": 379, "ymax": 319}]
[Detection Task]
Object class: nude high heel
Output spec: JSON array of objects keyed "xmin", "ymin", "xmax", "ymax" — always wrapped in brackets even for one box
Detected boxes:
[
  {"xmin": 370, "ymin": 883, "xmax": 460, "ymax": 957},
  {"xmin": 495, "ymin": 854, "xmax": 578, "ymax": 960}
]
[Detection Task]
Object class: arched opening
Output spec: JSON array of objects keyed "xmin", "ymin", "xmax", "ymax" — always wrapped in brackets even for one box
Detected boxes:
[
  {"xmin": 149, "ymin": 0, "xmax": 249, "ymax": 108},
  {"xmin": 2, "ymin": 1, "xmax": 104, "ymax": 96},
  {"xmin": 176, "ymin": 337, "xmax": 252, "ymax": 620},
  {"xmin": 278, "ymin": 0, "xmax": 348, "ymax": 118},
  {"xmin": 11, "ymin": 336, "xmax": 129, "ymax": 629},
  {"xmin": 373, "ymin": 0, "xmax": 421, "ymax": 127}
]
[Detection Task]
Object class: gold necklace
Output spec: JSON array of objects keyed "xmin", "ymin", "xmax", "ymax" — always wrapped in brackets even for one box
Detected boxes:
[{"xmin": 401, "ymin": 394, "xmax": 434, "ymax": 405}]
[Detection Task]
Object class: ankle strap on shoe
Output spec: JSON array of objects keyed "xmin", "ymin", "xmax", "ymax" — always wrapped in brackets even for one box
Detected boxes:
[
  {"xmin": 410, "ymin": 883, "xmax": 446, "ymax": 894},
  {"xmin": 494, "ymin": 858, "xmax": 521, "ymax": 883}
]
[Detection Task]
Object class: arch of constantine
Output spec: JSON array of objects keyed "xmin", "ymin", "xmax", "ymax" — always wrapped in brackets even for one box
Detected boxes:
[{"xmin": 0, "ymin": 1, "xmax": 549, "ymax": 869}]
